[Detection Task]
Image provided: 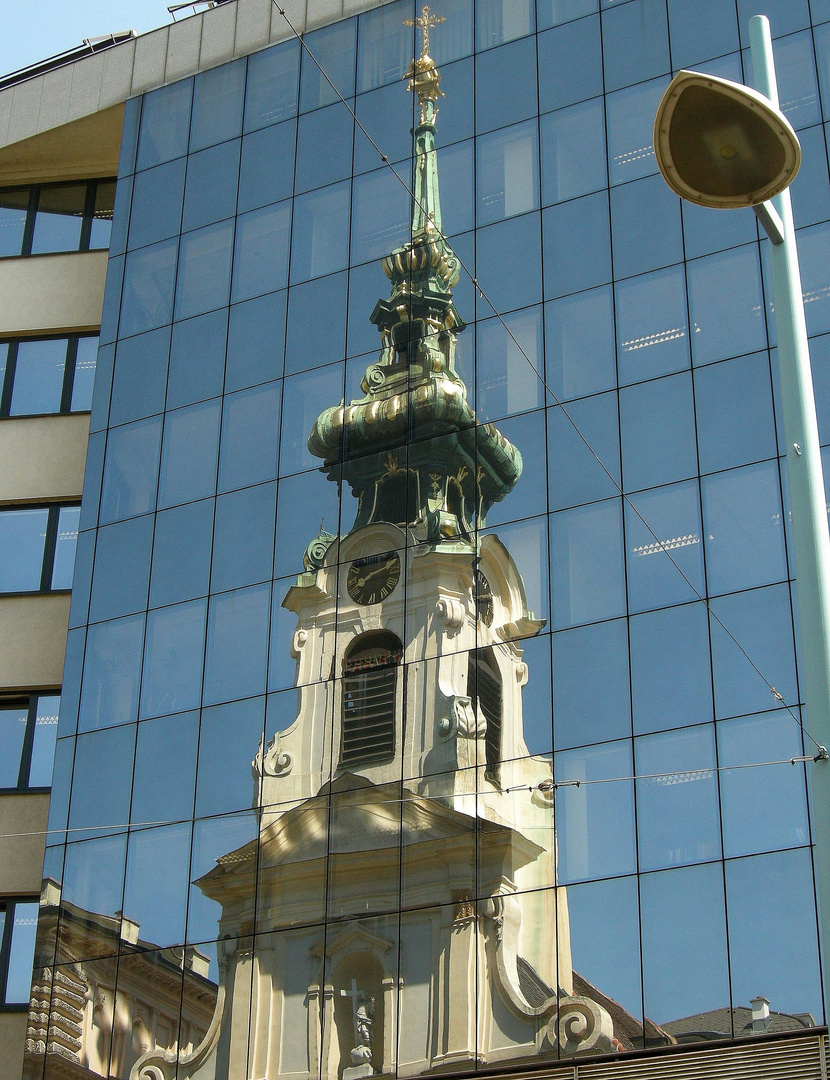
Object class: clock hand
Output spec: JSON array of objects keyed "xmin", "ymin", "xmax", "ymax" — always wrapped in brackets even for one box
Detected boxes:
[{"xmin": 355, "ymin": 559, "xmax": 396, "ymax": 589}]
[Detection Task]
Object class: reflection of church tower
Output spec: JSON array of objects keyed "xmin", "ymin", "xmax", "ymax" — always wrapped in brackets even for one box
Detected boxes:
[{"xmin": 133, "ymin": 12, "xmax": 618, "ymax": 1080}]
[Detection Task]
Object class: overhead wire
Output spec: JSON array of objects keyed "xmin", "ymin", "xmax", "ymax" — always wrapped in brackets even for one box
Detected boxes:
[{"xmin": 269, "ymin": 2, "xmax": 827, "ymax": 759}]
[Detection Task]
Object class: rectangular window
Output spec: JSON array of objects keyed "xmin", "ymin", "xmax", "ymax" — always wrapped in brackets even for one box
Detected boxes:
[
  {"xmin": 0, "ymin": 178, "xmax": 115, "ymax": 258},
  {"xmin": 0, "ymin": 693, "xmax": 60, "ymax": 791},
  {"xmin": 0, "ymin": 898, "xmax": 39, "ymax": 1008},
  {"xmin": 0, "ymin": 334, "xmax": 98, "ymax": 416},
  {"xmin": 0, "ymin": 505, "xmax": 79, "ymax": 593}
]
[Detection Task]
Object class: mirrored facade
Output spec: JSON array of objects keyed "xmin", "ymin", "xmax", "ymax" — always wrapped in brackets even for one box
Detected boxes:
[{"xmin": 23, "ymin": 0, "xmax": 830, "ymax": 1077}]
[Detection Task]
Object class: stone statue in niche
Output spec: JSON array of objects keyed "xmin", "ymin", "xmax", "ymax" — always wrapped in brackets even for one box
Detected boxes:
[{"xmin": 341, "ymin": 983, "xmax": 376, "ymax": 1080}]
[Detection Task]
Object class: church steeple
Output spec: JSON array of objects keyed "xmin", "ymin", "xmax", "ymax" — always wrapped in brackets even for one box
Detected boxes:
[{"xmin": 308, "ymin": 11, "xmax": 522, "ymax": 544}]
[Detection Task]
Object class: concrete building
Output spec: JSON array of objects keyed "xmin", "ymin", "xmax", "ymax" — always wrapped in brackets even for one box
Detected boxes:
[{"xmin": 2, "ymin": 1, "xmax": 830, "ymax": 1079}]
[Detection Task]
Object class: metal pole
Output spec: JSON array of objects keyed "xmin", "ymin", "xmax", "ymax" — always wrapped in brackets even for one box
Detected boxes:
[{"xmin": 749, "ymin": 13, "xmax": 830, "ymax": 1020}]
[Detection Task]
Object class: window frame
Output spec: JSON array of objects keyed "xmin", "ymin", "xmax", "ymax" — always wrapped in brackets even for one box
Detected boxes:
[
  {"xmin": 0, "ymin": 503, "xmax": 80, "ymax": 596},
  {"xmin": 0, "ymin": 692, "xmax": 59, "ymax": 793},
  {"xmin": 0, "ymin": 332, "xmax": 99, "ymax": 418},
  {"xmin": 0, "ymin": 896, "xmax": 40, "ymax": 1010},
  {"xmin": 0, "ymin": 177, "xmax": 116, "ymax": 259}
]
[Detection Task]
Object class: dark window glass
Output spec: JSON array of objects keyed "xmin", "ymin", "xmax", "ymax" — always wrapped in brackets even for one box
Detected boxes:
[
  {"xmin": 128, "ymin": 158, "xmax": 186, "ymax": 249},
  {"xmin": 538, "ymin": 17, "xmax": 602, "ymax": 113},
  {"xmin": 190, "ymin": 59, "xmax": 245, "ymax": 151},
  {"xmin": 0, "ymin": 696, "xmax": 60, "ymax": 791},
  {"xmin": 625, "ymin": 481, "xmax": 704, "ymax": 613},
  {"xmin": 131, "ymin": 711, "xmax": 199, "ymax": 825},
  {"xmin": 244, "ymin": 39, "xmax": 300, "ymax": 132},
  {"xmin": 232, "ymin": 201, "xmax": 291, "ymax": 302},
  {"xmin": 238, "ymin": 121, "xmax": 297, "ymax": 213},
  {"xmin": 182, "ymin": 139, "xmax": 240, "ymax": 231},
  {"xmin": 543, "ymin": 193, "xmax": 610, "ymax": 299},
  {"xmin": 1, "ymin": 899, "xmax": 39, "ymax": 1006},
  {"xmin": 751, "ymin": 29, "xmax": 820, "ymax": 132},
  {"xmin": 90, "ymin": 180, "xmax": 115, "ymax": 249},
  {"xmin": 30, "ymin": 183, "xmax": 86, "ymax": 254},
  {"xmin": 273, "ymin": 470, "xmax": 341, "ymax": 579},
  {"xmin": 553, "ymin": 618, "xmax": 630, "ymax": 749},
  {"xmin": 0, "ymin": 705, "xmax": 29, "ymax": 788},
  {"xmin": 280, "ymin": 367, "xmax": 340, "ymax": 476},
  {"xmin": 476, "ymin": 306, "xmax": 543, "ymax": 421},
  {"xmin": 606, "ymin": 77, "xmax": 667, "ymax": 186},
  {"xmin": 476, "ymin": 0, "xmax": 534, "ymax": 49},
  {"xmin": 790, "ymin": 124, "xmax": 830, "ymax": 229},
  {"xmin": 353, "ymin": 80, "xmax": 414, "ymax": 176},
  {"xmin": 137, "ymin": 79, "xmax": 193, "ymax": 170},
  {"xmin": 0, "ymin": 188, "xmax": 28, "ymax": 256},
  {"xmin": 681, "ymin": 196, "xmax": 757, "ymax": 260},
  {"xmin": 541, "ymin": 97, "xmax": 606, "ymax": 206},
  {"xmin": 688, "ymin": 246, "xmax": 766, "ymax": 366},
  {"xmin": 9, "ymin": 338, "xmax": 67, "ymax": 415},
  {"xmin": 195, "ymin": 698, "xmax": 266, "ymax": 817},
  {"xmin": 537, "ymin": 0, "xmax": 596, "ymax": 28},
  {"xmin": 475, "ymin": 36, "xmax": 537, "ymax": 134},
  {"xmin": 122, "ymin": 820, "xmax": 191, "ymax": 949},
  {"xmin": 68, "ymin": 724, "xmax": 135, "ymax": 841},
  {"xmin": 0, "ymin": 179, "xmax": 116, "ymax": 258}
]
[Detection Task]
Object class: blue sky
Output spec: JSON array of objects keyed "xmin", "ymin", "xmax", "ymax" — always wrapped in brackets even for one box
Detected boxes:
[{"xmin": 2, "ymin": 1, "xmax": 175, "ymax": 79}]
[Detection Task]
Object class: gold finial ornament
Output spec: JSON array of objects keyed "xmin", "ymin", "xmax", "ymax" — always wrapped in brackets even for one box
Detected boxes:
[{"xmin": 404, "ymin": 5, "xmax": 445, "ymax": 126}]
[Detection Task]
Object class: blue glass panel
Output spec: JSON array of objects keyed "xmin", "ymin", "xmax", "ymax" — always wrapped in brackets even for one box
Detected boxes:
[
  {"xmin": 476, "ymin": 0, "xmax": 534, "ymax": 50},
  {"xmin": 516, "ymin": 634, "xmax": 552, "ymax": 754},
  {"xmin": 537, "ymin": 0, "xmax": 596, "ymax": 28},
  {"xmin": 128, "ymin": 159, "xmax": 185, "ymax": 249},
  {"xmin": 436, "ymin": 57, "xmax": 474, "ymax": 146},
  {"xmin": 606, "ymin": 77, "xmax": 667, "ymax": 186},
  {"xmin": 244, "ymin": 39, "xmax": 300, "ymax": 131},
  {"xmin": 270, "ymin": 577, "xmax": 305, "ymax": 691},
  {"xmin": 555, "ymin": 739, "xmax": 636, "ymax": 881},
  {"xmin": 353, "ymin": 81, "xmax": 414, "ymax": 176},
  {"xmin": 218, "ymin": 381, "xmax": 281, "ymax": 492},
  {"xmin": 553, "ymin": 619, "xmax": 630, "ymax": 749},
  {"xmin": 640, "ymin": 863, "xmax": 729, "ymax": 1025},
  {"xmin": 790, "ymin": 125, "xmax": 830, "ymax": 229},
  {"xmin": 181, "ymin": 139, "xmax": 240, "ymax": 231},
  {"xmin": 120, "ymin": 239, "xmax": 178, "ymax": 337},
  {"xmin": 540, "ymin": 98, "xmax": 606, "ymax": 206},
  {"xmin": 66, "ymin": 527, "xmax": 92, "ymax": 624},
  {"xmin": 9, "ymin": 337, "xmax": 67, "ymax": 415},
  {"xmin": 175, "ymin": 219, "xmax": 234, "ymax": 320},
  {"xmin": 226, "ymin": 291, "xmax": 287, "ymax": 390},
  {"xmin": 167, "ymin": 309, "xmax": 227, "ymax": 409},
  {"xmin": 347, "ymin": 260, "xmax": 390, "ymax": 360},
  {"xmin": 232, "ymin": 201, "xmax": 291, "ymax": 302},
  {"xmin": 89, "ymin": 515, "xmax": 153, "ymax": 622},
  {"xmin": 30, "ymin": 184, "xmax": 85, "ymax": 254},
  {"xmin": 681, "ymin": 198, "xmax": 757, "ymax": 261},
  {"xmin": 78, "ymin": 432, "xmax": 105, "ymax": 534},
  {"xmin": 486, "ymin": 411, "xmax": 547, "ymax": 526},
  {"xmin": 62, "ymin": 833, "xmax": 127, "ymax": 935},
  {"xmin": 0, "ymin": 188, "xmax": 27, "ymax": 256},
  {"xmin": 285, "ymin": 273, "xmax": 348, "ymax": 376},
  {"xmin": 291, "ymin": 181, "xmax": 351, "ymax": 282},
  {"xmin": 70, "ymin": 336, "xmax": 99, "ymax": 412},
  {"xmin": 750, "ymin": 31, "xmax": 820, "ymax": 132},
  {"xmin": 602, "ymin": 0, "xmax": 670, "ymax": 92},
  {"xmin": 238, "ymin": 120, "xmax": 297, "ymax": 213},
  {"xmin": 158, "ymin": 399, "xmax": 220, "ymax": 509},
  {"xmin": 357, "ymin": 0, "xmax": 415, "ymax": 92},
  {"xmin": 0, "ymin": 705, "xmax": 27, "ymax": 787},
  {"xmin": 551, "ymin": 499, "xmax": 626, "ymax": 628},
  {"xmin": 109, "ymin": 326, "xmax": 170, "ymax": 426},
  {"xmin": 695, "ymin": 352, "xmax": 777, "ymax": 474},
  {"xmin": 273, "ymin": 471, "xmax": 341, "ymax": 579},
  {"xmin": 436, "ymin": 139, "xmax": 474, "ymax": 236},
  {"xmin": 476, "ymin": 306, "xmax": 543, "ymax": 422},
  {"xmin": 718, "ymin": 711, "xmax": 809, "ymax": 858},
  {"xmin": 621, "ymin": 372, "xmax": 697, "ymax": 491},
  {"xmin": 132, "ymin": 711, "xmax": 198, "ymax": 824},
  {"xmin": 212, "ymin": 483, "xmax": 277, "ymax": 592},
  {"xmin": 703, "ymin": 462, "xmax": 787, "ymax": 595},
  {"xmin": 351, "ymin": 168, "xmax": 410, "ymax": 265},
  {"xmin": 544, "ymin": 286, "xmax": 616, "ymax": 402},
  {"xmin": 709, "ymin": 584, "xmax": 798, "ymax": 720},
  {"xmin": 631, "ymin": 601, "xmax": 712, "ymax": 735},
  {"xmin": 299, "ymin": 18, "xmax": 356, "ymax": 111},
  {"xmin": 615, "ymin": 265, "xmax": 690, "ymax": 384},
  {"xmin": 149, "ymin": 499, "xmax": 213, "ymax": 608},
  {"xmin": 280, "ymin": 366, "xmax": 342, "ymax": 476},
  {"xmin": 295, "ymin": 103, "xmax": 355, "ymax": 193},
  {"xmin": 636, "ymin": 724, "xmax": 721, "ymax": 871},
  {"xmin": 123, "ymin": 821, "xmax": 191, "ymax": 947},
  {"xmin": 203, "ymin": 585, "xmax": 270, "ymax": 705},
  {"xmin": 610, "ymin": 173, "xmax": 683, "ymax": 280},
  {"xmin": 688, "ymin": 246, "xmax": 766, "ymax": 366},
  {"xmin": 477, "ymin": 211, "xmax": 541, "ymax": 314},
  {"xmin": 667, "ymin": 0, "xmax": 739, "ymax": 69},
  {"xmin": 188, "ymin": 811, "xmax": 257, "ymax": 949},
  {"xmin": 99, "ymin": 254, "xmax": 124, "ymax": 347},
  {"xmin": 474, "ymin": 37, "xmax": 537, "ymax": 135},
  {"xmin": 190, "ymin": 59, "xmax": 245, "ymax": 151},
  {"xmin": 543, "ymin": 193, "xmax": 611, "ymax": 299},
  {"xmin": 195, "ymin": 699, "xmax": 266, "ymax": 820},
  {"xmin": 736, "ymin": 0, "xmax": 810, "ymax": 43},
  {"xmin": 476, "ymin": 120, "xmax": 538, "ymax": 225},
  {"xmin": 78, "ymin": 614, "xmax": 144, "ymax": 730},
  {"xmin": 140, "ymin": 599, "xmax": 207, "ymax": 719},
  {"xmin": 29, "ymin": 695, "xmax": 60, "ymax": 787},
  {"xmin": 547, "ymin": 391, "xmax": 620, "ymax": 511},
  {"xmin": 136, "ymin": 78, "xmax": 193, "ymax": 170},
  {"xmin": 430, "ymin": 0, "xmax": 474, "ymax": 64},
  {"xmin": 68, "ymin": 725, "xmax": 135, "ymax": 839},
  {"xmin": 796, "ymin": 222, "xmax": 830, "ymax": 337},
  {"xmin": 0, "ymin": 507, "xmax": 47, "ymax": 591},
  {"xmin": 58, "ymin": 631, "xmax": 84, "ymax": 737},
  {"xmin": 625, "ymin": 480, "xmax": 705, "ymax": 612},
  {"xmin": 726, "ymin": 849, "xmax": 822, "ymax": 1023},
  {"xmin": 537, "ymin": 17, "xmax": 602, "ymax": 113}
]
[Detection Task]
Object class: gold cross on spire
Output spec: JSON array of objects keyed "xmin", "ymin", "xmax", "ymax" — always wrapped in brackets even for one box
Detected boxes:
[{"xmin": 404, "ymin": 5, "xmax": 445, "ymax": 59}]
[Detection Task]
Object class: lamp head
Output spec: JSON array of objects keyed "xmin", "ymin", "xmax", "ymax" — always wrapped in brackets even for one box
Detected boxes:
[{"xmin": 654, "ymin": 70, "xmax": 801, "ymax": 208}]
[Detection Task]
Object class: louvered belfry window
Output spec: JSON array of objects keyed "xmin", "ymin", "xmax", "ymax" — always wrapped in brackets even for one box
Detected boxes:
[
  {"xmin": 469, "ymin": 649, "xmax": 503, "ymax": 784},
  {"xmin": 340, "ymin": 631, "xmax": 402, "ymax": 768}
]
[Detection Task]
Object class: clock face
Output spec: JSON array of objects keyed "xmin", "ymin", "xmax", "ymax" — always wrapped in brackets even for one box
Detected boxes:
[
  {"xmin": 474, "ymin": 569, "xmax": 494, "ymax": 626},
  {"xmin": 347, "ymin": 551, "xmax": 401, "ymax": 606}
]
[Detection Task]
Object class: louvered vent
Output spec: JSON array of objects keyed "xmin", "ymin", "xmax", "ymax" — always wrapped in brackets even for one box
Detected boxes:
[
  {"xmin": 469, "ymin": 649, "xmax": 502, "ymax": 783},
  {"xmin": 340, "ymin": 632, "xmax": 402, "ymax": 768}
]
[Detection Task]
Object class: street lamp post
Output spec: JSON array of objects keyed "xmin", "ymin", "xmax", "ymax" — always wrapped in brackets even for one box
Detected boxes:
[{"xmin": 655, "ymin": 14, "xmax": 830, "ymax": 1021}]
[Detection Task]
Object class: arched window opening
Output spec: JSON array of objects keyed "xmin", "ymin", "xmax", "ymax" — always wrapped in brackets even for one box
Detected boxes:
[
  {"xmin": 340, "ymin": 631, "xmax": 402, "ymax": 769},
  {"xmin": 468, "ymin": 648, "xmax": 502, "ymax": 784}
]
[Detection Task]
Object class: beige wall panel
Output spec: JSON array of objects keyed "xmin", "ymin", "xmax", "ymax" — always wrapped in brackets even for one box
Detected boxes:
[
  {"xmin": 0, "ymin": 594, "xmax": 71, "ymax": 691},
  {"xmin": 0, "ymin": 250, "xmax": 106, "ymax": 336},
  {"xmin": 0, "ymin": 414, "xmax": 90, "ymax": 504},
  {"xmin": 0, "ymin": 793, "xmax": 49, "ymax": 894},
  {"xmin": 0, "ymin": 1013, "xmax": 29, "ymax": 1080},
  {"xmin": 0, "ymin": 104, "xmax": 123, "ymax": 186}
]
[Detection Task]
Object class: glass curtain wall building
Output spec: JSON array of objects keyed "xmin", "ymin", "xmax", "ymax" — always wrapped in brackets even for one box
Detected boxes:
[{"xmin": 22, "ymin": 0, "xmax": 830, "ymax": 1076}]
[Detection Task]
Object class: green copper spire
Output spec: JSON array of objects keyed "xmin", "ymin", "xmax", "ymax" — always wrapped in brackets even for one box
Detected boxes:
[{"xmin": 308, "ymin": 11, "xmax": 522, "ymax": 544}]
